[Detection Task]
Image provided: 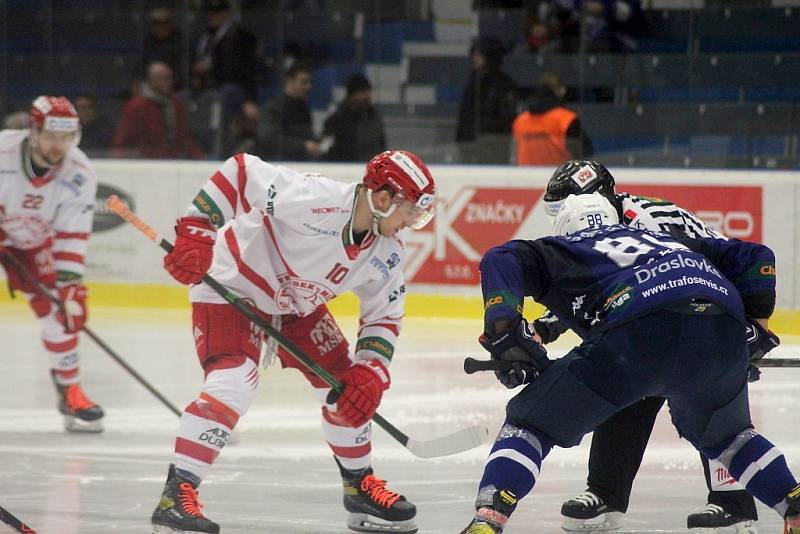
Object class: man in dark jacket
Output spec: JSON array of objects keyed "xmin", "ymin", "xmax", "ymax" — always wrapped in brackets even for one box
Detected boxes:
[
  {"xmin": 455, "ymin": 37, "xmax": 517, "ymax": 144},
  {"xmin": 259, "ymin": 62, "xmax": 321, "ymax": 161},
  {"xmin": 322, "ymin": 74, "xmax": 386, "ymax": 162}
]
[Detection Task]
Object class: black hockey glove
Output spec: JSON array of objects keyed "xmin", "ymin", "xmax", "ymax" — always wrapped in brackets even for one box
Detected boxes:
[
  {"xmin": 745, "ymin": 318, "xmax": 780, "ymax": 382},
  {"xmin": 532, "ymin": 309, "xmax": 568, "ymax": 344},
  {"xmin": 479, "ymin": 317, "xmax": 550, "ymax": 389}
]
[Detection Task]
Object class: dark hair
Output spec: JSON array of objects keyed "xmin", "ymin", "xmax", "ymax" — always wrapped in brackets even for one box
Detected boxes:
[
  {"xmin": 203, "ymin": 0, "xmax": 230, "ymax": 12},
  {"xmin": 285, "ymin": 61, "xmax": 312, "ymax": 80},
  {"xmin": 470, "ymin": 36, "xmax": 507, "ymax": 68},
  {"xmin": 345, "ymin": 74, "xmax": 371, "ymax": 96}
]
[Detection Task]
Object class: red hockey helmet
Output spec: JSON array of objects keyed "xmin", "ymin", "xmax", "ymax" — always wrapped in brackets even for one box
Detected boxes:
[
  {"xmin": 30, "ymin": 96, "xmax": 81, "ymax": 146},
  {"xmin": 363, "ymin": 150, "xmax": 436, "ymax": 229}
]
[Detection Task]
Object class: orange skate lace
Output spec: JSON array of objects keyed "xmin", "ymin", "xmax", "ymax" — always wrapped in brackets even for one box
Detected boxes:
[
  {"xmin": 178, "ymin": 483, "xmax": 206, "ymax": 517},
  {"xmin": 64, "ymin": 384, "xmax": 96, "ymax": 411},
  {"xmin": 360, "ymin": 474, "xmax": 401, "ymax": 508}
]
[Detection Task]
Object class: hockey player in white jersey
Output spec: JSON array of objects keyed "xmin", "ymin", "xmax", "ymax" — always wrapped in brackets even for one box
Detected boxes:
[
  {"xmin": 0, "ymin": 96, "xmax": 104, "ymax": 432},
  {"xmin": 150, "ymin": 150, "xmax": 436, "ymax": 534},
  {"xmin": 539, "ymin": 160, "xmax": 775, "ymax": 533}
]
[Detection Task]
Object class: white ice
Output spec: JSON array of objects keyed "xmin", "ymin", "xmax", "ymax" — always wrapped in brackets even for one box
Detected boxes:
[{"xmin": 0, "ymin": 303, "xmax": 798, "ymax": 533}]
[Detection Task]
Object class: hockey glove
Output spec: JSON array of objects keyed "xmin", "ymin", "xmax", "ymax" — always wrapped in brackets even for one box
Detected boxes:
[
  {"xmin": 163, "ymin": 217, "xmax": 216, "ymax": 285},
  {"xmin": 327, "ymin": 360, "xmax": 390, "ymax": 428},
  {"xmin": 745, "ymin": 318, "xmax": 780, "ymax": 382},
  {"xmin": 479, "ymin": 317, "xmax": 550, "ymax": 389},
  {"xmin": 56, "ymin": 283, "xmax": 88, "ymax": 334}
]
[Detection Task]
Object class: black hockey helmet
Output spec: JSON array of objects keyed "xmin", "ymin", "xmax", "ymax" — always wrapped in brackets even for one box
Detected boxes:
[{"xmin": 543, "ymin": 160, "xmax": 617, "ymax": 218}]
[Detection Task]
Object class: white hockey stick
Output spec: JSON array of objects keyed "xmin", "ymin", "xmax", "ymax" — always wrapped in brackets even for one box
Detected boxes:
[{"xmin": 106, "ymin": 195, "xmax": 489, "ymax": 458}]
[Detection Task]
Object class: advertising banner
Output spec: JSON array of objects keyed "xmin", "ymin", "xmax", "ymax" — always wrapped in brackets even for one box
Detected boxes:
[{"xmin": 79, "ymin": 161, "xmax": 798, "ymax": 308}]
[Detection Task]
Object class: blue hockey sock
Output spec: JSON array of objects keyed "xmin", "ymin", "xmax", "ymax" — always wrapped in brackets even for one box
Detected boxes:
[
  {"xmin": 477, "ymin": 420, "xmax": 553, "ymax": 507},
  {"xmin": 702, "ymin": 430, "xmax": 797, "ymax": 515}
]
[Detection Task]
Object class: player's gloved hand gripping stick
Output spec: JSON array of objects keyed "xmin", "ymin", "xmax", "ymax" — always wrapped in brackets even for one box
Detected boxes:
[{"xmin": 106, "ymin": 195, "xmax": 489, "ymax": 458}]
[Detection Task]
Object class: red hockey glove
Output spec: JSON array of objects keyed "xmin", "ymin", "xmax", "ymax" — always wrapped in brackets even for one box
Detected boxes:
[
  {"xmin": 163, "ymin": 217, "xmax": 216, "ymax": 285},
  {"xmin": 327, "ymin": 360, "xmax": 390, "ymax": 428},
  {"xmin": 56, "ymin": 283, "xmax": 88, "ymax": 333}
]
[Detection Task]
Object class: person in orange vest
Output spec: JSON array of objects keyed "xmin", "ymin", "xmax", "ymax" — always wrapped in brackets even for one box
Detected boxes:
[{"xmin": 512, "ymin": 72, "xmax": 592, "ymax": 166}]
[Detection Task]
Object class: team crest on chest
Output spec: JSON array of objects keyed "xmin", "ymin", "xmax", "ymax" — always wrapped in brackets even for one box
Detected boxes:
[{"xmin": 276, "ymin": 275, "xmax": 336, "ymax": 313}]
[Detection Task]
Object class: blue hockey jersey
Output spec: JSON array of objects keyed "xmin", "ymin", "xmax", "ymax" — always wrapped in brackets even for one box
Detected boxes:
[{"xmin": 481, "ymin": 225, "xmax": 776, "ymax": 338}]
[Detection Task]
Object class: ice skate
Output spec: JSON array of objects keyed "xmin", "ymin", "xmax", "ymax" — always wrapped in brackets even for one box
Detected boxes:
[
  {"xmin": 338, "ymin": 459, "xmax": 417, "ymax": 533},
  {"xmin": 459, "ymin": 520, "xmax": 502, "ymax": 534},
  {"xmin": 785, "ymin": 483, "xmax": 800, "ymax": 534},
  {"xmin": 561, "ymin": 490, "xmax": 624, "ymax": 531},
  {"xmin": 53, "ymin": 374, "xmax": 104, "ymax": 433},
  {"xmin": 687, "ymin": 503, "xmax": 757, "ymax": 533},
  {"xmin": 459, "ymin": 488, "xmax": 517, "ymax": 534},
  {"xmin": 151, "ymin": 464, "xmax": 219, "ymax": 534}
]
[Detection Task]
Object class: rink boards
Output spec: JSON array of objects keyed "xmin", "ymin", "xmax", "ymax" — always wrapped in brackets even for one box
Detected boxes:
[{"xmin": 1, "ymin": 160, "xmax": 798, "ymax": 334}]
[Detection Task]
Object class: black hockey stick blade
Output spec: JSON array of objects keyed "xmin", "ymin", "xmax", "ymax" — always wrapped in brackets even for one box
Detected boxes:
[{"xmin": 0, "ymin": 505, "xmax": 37, "ymax": 533}]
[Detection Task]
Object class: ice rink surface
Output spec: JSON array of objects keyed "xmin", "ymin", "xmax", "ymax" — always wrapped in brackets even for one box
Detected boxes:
[{"xmin": 0, "ymin": 303, "xmax": 797, "ymax": 534}]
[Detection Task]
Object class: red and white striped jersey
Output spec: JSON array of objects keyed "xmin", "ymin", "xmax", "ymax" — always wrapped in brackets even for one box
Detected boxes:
[
  {"xmin": 0, "ymin": 129, "xmax": 97, "ymax": 282},
  {"xmin": 188, "ymin": 153, "xmax": 407, "ymax": 365}
]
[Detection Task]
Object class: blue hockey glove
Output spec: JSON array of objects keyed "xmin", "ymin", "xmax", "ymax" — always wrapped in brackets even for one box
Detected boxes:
[
  {"xmin": 745, "ymin": 319, "xmax": 780, "ymax": 382},
  {"xmin": 479, "ymin": 317, "xmax": 550, "ymax": 388}
]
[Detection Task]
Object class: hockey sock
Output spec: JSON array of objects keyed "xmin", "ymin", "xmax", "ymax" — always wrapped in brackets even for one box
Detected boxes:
[
  {"xmin": 321, "ymin": 404, "xmax": 372, "ymax": 472},
  {"xmin": 702, "ymin": 430, "xmax": 798, "ymax": 517},
  {"xmin": 174, "ymin": 361, "xmax": 258, "ymax": 479},
  {"xmin": 42, "ymin": 310, "xmax": 80, "ymax": 385},
  {"xmin": 477, "ymin": 420, "xmax": 553, "ymax": 506}
]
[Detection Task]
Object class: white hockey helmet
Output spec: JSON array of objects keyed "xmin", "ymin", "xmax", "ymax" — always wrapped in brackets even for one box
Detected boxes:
[{"xmin": 553, "ymin": 193, "xmax": 619, "ymax": 236}]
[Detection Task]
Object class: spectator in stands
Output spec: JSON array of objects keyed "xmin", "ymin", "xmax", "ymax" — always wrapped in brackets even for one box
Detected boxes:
[
  {"xmin": 223, "ymin": 100, "xmax": 263, "ymax": 157},
  {"xmin": 112, "ymin": 61, "xmax": 204, "ymax": 160},
  {"xmin": 193, "ymin": 0, "xmax": 259, "ymax": 127},
  {"xmin": 456, "ymin": 37, "xmax": 518, "ymax": 163},
  {"xmin": 322, "ymin": 74, "xmax": 387, "ymax": 162},
  {"xmin": 2, "ymin": 111, "xmax": 30, "ymax": 130},
  {"xmin": 512, "ymin": 72, "xmax": 592, "ymax": 165},
  {"xmin": 179, "ymin": 62, "xmax": 219, "ymax": 157},
  {"xmin": 74, "ymin": 95, "xmax": 113, "ymax": 157},
  {"xmin": 259, "ymin": 62, "xmax": 322, "ymax": 161},
  {"xmin": 531, "ymin": 0, "xmax": 644, "ymax": 53},
  {"xmin": 140, "ymin": 7, "xmax": 185, "ymax": 89}
]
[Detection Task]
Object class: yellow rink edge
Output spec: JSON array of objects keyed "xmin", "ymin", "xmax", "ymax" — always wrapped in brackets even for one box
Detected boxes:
[{"xmin": 0, "ymin": 281, "xmax": 797, "ymax": 336}]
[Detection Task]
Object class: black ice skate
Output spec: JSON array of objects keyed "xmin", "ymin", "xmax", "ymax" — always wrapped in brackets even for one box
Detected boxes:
[
  {"xmin": 459, "ymin": 488, "xmax": 518, "ymax": 534},
  {"xmin": 785, "ymin": 483, "xmax": 800, "ymax": 534},
  {"xmin": 53, "ymin": 373, "xmax": 104, "ymax": 433},
  {"xmin": 686, "ymin": 503, "xmax": 756, "ymax": 533},
  {"xmin": 561, "ymin": 490, "xmax": 624, "ymax": 531},
  {"xmin": 337, "ymin": 458, "xmax": 417, "ymax": 533},
  {"xmin": 151, "ymin": 464, "xmax": 219, "ymax": 534}
]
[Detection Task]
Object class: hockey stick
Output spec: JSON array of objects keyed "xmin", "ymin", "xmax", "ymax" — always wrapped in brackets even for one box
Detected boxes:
[
  {"xmin": 106, "ymin": 195, "xmax": 489, "ymax": 458},
  {"xmin": 464, "ymin": 356, "xmax": 800, "ymax": 374},
  {"xmin": 0, "ymin": 504, "xmax": 37, "ymax": 533},
  {"xmin": 0, "ymin": 251, "xmax": 182, "ymax": 418}
]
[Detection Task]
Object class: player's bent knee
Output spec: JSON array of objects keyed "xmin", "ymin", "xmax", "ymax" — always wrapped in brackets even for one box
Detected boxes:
[
  {"xmin": 202, "ymin": 358, "xmax": 260, "ymax": 416},
  {"xmin": 693, "ymin": 385, "xmax": 751, "ymax": 450}
]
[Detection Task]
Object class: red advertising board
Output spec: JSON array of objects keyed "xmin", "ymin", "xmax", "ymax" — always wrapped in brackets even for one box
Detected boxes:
[{"xmin": 406, "ymin": 184, "xmax": 762, "ymax": 286}]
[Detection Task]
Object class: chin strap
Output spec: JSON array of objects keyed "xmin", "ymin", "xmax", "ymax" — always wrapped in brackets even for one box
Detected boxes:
[{"xmin": 366, "ymin": 189, "xmax": 397, "ymax": 236}]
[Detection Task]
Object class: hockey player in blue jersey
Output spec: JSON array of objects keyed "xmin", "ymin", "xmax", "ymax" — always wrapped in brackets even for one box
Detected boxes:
[
  {"xmin": 540, "ymin": 160, "xmax": 776, "ymax": 532},
  {"xmin": 459, "ymin": 193, "xmax": 800, "ymax": 534}
]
